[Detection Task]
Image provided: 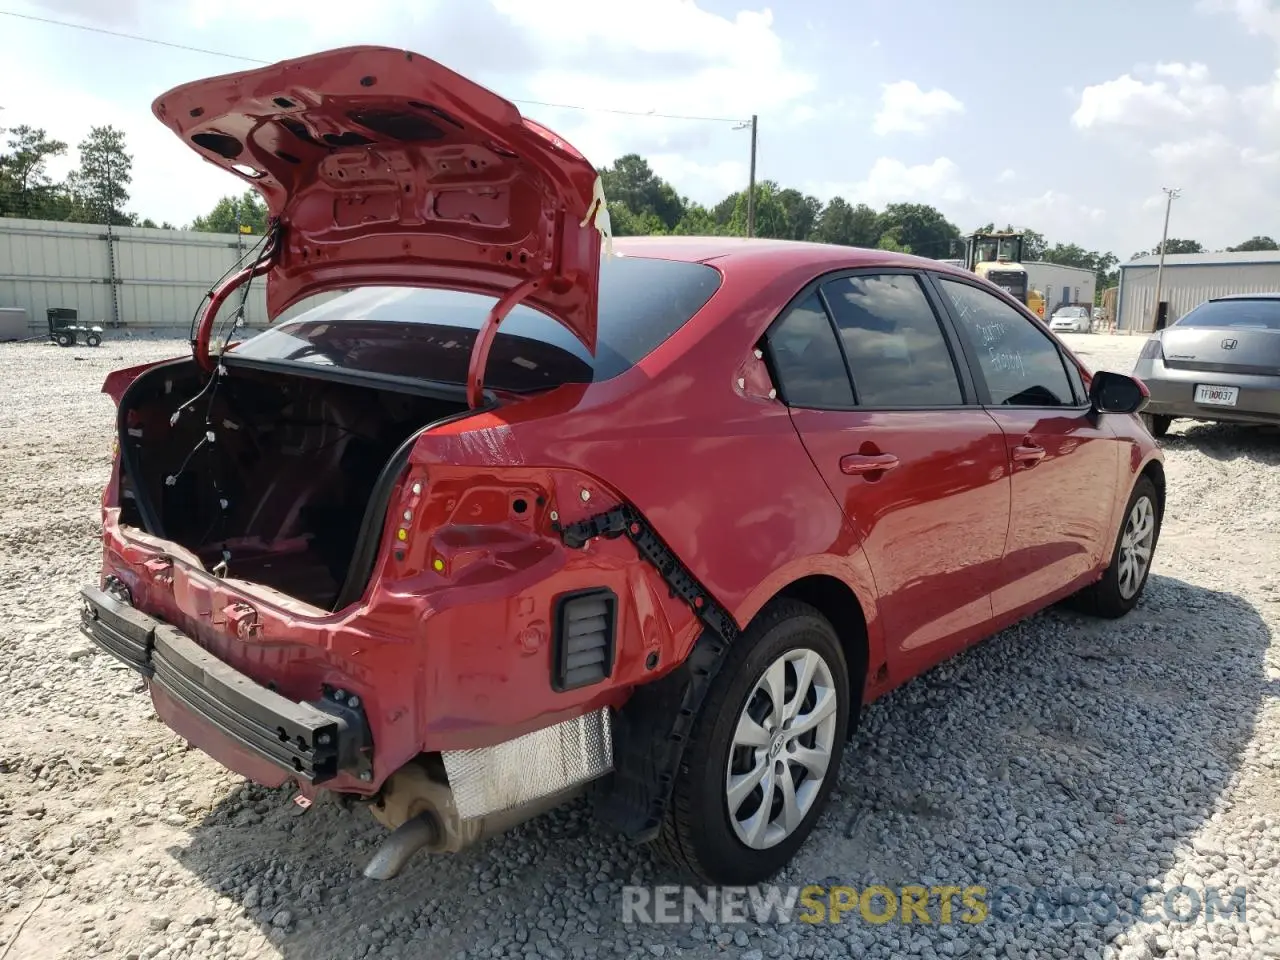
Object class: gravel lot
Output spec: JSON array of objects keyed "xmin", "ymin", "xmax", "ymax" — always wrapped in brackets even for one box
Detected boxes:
[{"xmin": 1, "ymin": 332, "xmax": 1278, "ymax": 960}]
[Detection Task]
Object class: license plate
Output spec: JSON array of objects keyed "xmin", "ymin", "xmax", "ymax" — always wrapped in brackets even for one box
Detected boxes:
[{"xmin": 1194, "ymin": 384, "xmax": 1239, "ymax": 406}]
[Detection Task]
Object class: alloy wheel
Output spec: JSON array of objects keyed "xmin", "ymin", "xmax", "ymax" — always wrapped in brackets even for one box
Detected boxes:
[
  {"xmin": 1118, "ymin": 495, "xmax": 1156, "ymax": 600},
  {"xmin": 725, "ymin": 648, "xmax": 839, "ymax": 849}
]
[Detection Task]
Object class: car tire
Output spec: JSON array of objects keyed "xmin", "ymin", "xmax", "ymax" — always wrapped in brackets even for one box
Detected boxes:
[
  {"xmin": 1066, "ymin": 475, "xmax": 1161, "ymax": 620},
  {"xmin": 654, "ymin": 599, "xmax": 850, "ymax": 884},
  {"xmin": 1141, "ymin": 413, "xmax": 1172, "ymax": 438},
  {"xmin": 86, "ymin": 333, "xmax": 102, "ymax": 347},
  {"xmin": 55, "ymin": 332, "xmax": 73, "ymax": 347}
]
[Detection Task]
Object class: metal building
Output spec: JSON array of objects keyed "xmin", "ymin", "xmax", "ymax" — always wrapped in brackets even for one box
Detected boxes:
[
  {"xmin": 1023, "ymin": 261, "xmax": 1096, "ymax": 314},
  {"xmin": 0, "ymin": 217, "xmax": 330, "ymax": 336},
  {"xmin": 1116, "ymin": 249, "xmax": 1280, "ymax": 333}
]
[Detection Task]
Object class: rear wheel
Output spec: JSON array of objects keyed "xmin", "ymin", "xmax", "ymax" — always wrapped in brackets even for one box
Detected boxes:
[
  {"xmin": 655, "ymin": 599, "xmax": 849, "ymax": 884},
  {"xmin": 85, "ymin": 333, "xmax": 102, "ymax": 347},
  {"xmin": 55, "ymin": 331, "xmax": 73, "ymax": 347},
  {"xmin": 1067, "ymin": 475, "xmax": 1161, "ymax": 619},
  {"xmin": 1141, "ymin": 413, "xmax": 1172, "ymax": 438}
]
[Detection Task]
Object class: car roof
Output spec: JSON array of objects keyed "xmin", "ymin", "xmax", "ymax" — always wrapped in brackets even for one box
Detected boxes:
[
  {"xmin": 1208, "ymin": 292, "xmax": 1280, "ymax": 301},
  {"xmin": 611, "ymin": 235, "xmax": 970, "ymax": 276}
]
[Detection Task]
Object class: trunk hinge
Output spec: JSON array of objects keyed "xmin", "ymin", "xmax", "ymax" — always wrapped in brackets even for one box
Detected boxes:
[
  {"xmin": 556, "ymin": 504, "xmax": 741, "ymax": 840},
  {"xmin": 465, "ymin": 273, "xmax": 549, "ymax": 409},
  {"xmin": 192, "ymin": 220, "xmax": 282, "ymax": 373}
]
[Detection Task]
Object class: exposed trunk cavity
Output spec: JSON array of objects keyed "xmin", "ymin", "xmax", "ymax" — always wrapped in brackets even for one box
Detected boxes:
[{"xmin": 116, "ymin": 361, "xmax": 470, "ymax": 610}]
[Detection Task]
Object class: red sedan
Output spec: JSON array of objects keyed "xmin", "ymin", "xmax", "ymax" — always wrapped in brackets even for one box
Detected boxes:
[{"xmin": 81, "ymin": 46, "xmax": 1164, "ymax": 886}]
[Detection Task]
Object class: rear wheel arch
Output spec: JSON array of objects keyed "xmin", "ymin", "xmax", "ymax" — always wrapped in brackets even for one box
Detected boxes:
[
  {"xmin": 771, "ymin": 574, "xmax": 871, "ymax": 736},
  {"xmin": 1140, "ymin": 458, "xmax": 1166, "ymax": 519}
]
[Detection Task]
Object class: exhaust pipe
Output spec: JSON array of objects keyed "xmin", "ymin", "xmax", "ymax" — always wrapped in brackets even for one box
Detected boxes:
[
  {"xmin": 363, "ymin": 813, "xmax": 441, "ymax": 880},
  {"xmin": 362, "ymin": 759, "xmax": 581, "ymax": 880}
]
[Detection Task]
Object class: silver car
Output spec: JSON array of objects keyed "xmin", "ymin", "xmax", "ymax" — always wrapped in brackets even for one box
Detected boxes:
[
  {"xmin": 1132, "ymin": 293, "xmax": 1280, "ymax": 437},
  {"xmin": 1049, "ymin": 305, "xmax": 1092, "ymax": 333}
]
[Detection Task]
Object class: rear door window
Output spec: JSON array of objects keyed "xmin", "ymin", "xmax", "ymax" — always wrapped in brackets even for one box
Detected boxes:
[
  {"xmin": 821, "ymin": 274, "xmax": 964, "ymax": 407},
  {"xmin": 767, "ymin": 293, "xmax": 856, "ymax": 408}
]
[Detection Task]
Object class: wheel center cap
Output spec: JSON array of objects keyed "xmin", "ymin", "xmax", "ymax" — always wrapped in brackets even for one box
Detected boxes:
[{"xmin": 769, "ymin": 733, "xmax": 786, "ymax": 758}]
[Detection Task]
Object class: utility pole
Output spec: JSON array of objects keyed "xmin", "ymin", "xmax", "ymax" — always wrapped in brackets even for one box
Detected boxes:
[
  {"xmin": 1151, "ymin": 186, "xmax": 1180, "ymax": 333},
  {"xmin": 747, "ymin": 114, "xmax": 757, "ymax": 239},
  {"xmin": 734, "ymin": 115, "xmax": 758, "ymax": 238},
  {"xmin": 104, "ymin": 153, "xmax": 120, "ymax": 328}
]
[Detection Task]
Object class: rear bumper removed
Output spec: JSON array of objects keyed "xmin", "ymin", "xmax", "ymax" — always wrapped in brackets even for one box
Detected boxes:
[{"xmin": 79, "ymin": 585, "xmax": 372, "ymax": 784}]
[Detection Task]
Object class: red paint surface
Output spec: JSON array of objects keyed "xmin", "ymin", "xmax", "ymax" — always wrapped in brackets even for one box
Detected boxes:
[{"xmin": 93, "ymin": 50, "xmax": 1164, "ymax": 797}]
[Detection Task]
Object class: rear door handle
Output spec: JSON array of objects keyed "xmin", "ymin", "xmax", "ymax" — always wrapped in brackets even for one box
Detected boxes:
[
  {"xmin": 1012, "ymin": 443, "xmax": 1046, "ymax": 465},
  {"xmin": 840, "ymin": 453, "xmax": 900, "ymax": 476}
]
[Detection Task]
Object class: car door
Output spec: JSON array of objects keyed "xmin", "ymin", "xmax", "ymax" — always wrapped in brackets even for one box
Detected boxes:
[
  {"xmin": 930, "ymin": 275, "xmax": 1120, "ymax": 622},
  {"xmin": 764, "ymin": 270, "xmax": 1012, "ymax": 680}
]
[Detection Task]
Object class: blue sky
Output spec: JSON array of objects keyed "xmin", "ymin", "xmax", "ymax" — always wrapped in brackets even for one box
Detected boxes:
[{"xmin": 2, "ymin": 0, "xmax": 1278, "ymax": 259}]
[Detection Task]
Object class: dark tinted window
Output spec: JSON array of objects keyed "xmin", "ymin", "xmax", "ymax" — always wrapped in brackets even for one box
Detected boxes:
[
  {"xmin": 1175, "ymin": 299, "xmax": 1280, "ymax": 330},
  {"xmin": 229, "ymin": 256, "xmax": 722, "ymax": 391},
  {"xmin": 767, "ymin": 293, "xmax": 855, "ymax": 408},
  {"xmin": 822, "ymin": 274, "xmax": 962, "ymax": 406},
  {"xmin": 938, "ymin": 278, "xmax": 1076, "ymax": 407}
]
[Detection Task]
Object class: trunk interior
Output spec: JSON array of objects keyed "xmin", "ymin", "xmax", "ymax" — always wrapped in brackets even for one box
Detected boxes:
[{"xmin": 117, "ymin": 359, "xmax": 469, "ymax": 611}]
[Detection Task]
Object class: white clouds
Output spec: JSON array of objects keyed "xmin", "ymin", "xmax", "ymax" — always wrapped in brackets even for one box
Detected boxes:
[
  {"xmin": 821, "ymin": 157, "xmax": 967, "ymax": 209},
  {"xmin": 872, "ymin": 81, "xmax": 964, "ymax": 136},
  {"xmin": 1149, "ymin": 132, "xmax": 1235, "ymax": 167},
  {"xmin": 992, "ymin": 191, "xmax": 1107, "ymax": 234},
  {"xmin": 1071, "ymin": 63, "xmax": 1229, "ymax": 129},
  {"xmin": 1198, "ymin": 0, "xmax": 1280, "ymax": 46},
  {"xmin": 647, "ymin": 154, "xmax": 746, "ymax": 200},
  {"xmin": 4, "ymin": 0, "xmax": 818, "ymax": 225}
]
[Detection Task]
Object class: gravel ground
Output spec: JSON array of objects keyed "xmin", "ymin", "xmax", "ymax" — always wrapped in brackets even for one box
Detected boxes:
[{"xmin": 1, "ymin": 332, "xmax": 1278, "ymax": 960}]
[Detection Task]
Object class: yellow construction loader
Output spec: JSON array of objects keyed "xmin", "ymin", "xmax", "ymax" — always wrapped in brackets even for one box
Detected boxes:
[{"xmin": 964, "ymin": 232, "xmax": 1037, "ymax": 310}]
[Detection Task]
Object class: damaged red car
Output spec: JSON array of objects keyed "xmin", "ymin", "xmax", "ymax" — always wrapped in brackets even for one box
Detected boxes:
[{"xmin": 82, "ymin": 46, "xmax": 1165, "ymax": 885}]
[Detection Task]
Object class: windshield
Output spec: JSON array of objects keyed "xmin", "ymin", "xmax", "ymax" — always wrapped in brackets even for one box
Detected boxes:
[
  {"xmin": 1174, "ymin": 298, "xmax": 1280, "ymax": 330},
  {"xmin": 229, "ymin": 256, "xmax": 723, "ymax": 391},
  {"xmin": 1054, "ymin": 307, "xmax": 1087, "ymax": 318}
]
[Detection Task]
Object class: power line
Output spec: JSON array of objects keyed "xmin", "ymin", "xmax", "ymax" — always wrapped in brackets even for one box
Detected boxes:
[
  {"xmin": 0, "ymin": 10, "xmax": 270, "ymax": 64},
  {"xmin": 0, "ymin": 9, "xmax": 748, "ymax": 123}
]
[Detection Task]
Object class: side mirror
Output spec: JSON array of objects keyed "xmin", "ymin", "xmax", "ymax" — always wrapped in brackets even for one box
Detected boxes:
[{"xmin": 1090, "ymin": 370, "xmax": 1149, "ymax": 415}]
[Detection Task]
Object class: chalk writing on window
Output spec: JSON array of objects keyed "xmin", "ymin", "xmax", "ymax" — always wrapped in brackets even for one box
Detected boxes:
[{"xmin": 987, "ymin": 346, "xmax": 1026, "ymax": 379}]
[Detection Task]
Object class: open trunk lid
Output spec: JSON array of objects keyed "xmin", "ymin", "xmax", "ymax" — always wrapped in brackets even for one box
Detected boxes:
[{"xmin": 152, "ymin": 46, "xmax": 609, "ymax": 355}]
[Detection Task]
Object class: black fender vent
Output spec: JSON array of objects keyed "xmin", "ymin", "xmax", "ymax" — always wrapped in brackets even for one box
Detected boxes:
[{"xmin": 552, "ymin": 589, "xmax": 617, "ymax": 691}]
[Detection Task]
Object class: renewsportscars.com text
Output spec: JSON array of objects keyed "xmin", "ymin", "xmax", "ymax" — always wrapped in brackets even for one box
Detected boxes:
[{"xmin": 621, "ymin": 884, "xmax": 1248, "ymax": 927}]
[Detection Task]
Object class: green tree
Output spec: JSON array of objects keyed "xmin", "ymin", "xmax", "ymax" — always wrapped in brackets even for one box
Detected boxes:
[
  {"xmin": 1227, "ymin": 235, "xmax": 1278, "ymax": 252},
  {"xmin": 65, "ymin": 125, "xmax": 134, "ymax": 225},
  {"xmin": 1156, "ymin": 238, "xmax": 1203, "ymax": 255},
  {"xmin": 672, "ymin": 203, "xmax": 725, "ymax": 236},
  {"xmin": 0, "ymin": 125, "xmax": 68, "ymax": 218},
  {"xmin": 723, "ymin": 180, "xmax": 791, "ymax": 238},
  {"xmin": 711, "ymin": 194, "xmax": 738, "ymax": 228},
  {"xmin": 191, "ymin": 190, "xmax": 268, "ymax": 234},
  {"xmin": 876, "ymin": 203, "xmax": 960, "ymax": 258},
  {"xmin": 813, "ymin": 198, "xmax": 881, "ymax": 247},
  {"xmin": 1042, "ymin": 242, "xmax": 1119, "ymax": 294},
  {"xmin": 598, "ymin": 155, "xmax": 685, "ymax": 232},
  {"xmin": 1018, "ymin": 228, "xmax": 1047, "ymax": 261},
  {"xmin": 774, "ymin": 188, "xmax": 822, "ymax": 241},
  {"xmin": 875, "ymin": 228, "xmax": 910, "ymax": 254}
]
